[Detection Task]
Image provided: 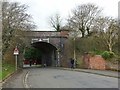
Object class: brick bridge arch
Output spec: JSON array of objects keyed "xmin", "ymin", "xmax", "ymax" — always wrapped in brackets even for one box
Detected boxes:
[{"xmin": 25, "ymin": 30, "xmax": 70, "ymax": 67}]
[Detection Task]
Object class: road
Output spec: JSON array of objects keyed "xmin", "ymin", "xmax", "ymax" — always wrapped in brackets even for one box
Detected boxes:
[{"xmin": 3, "ymin": 68, "xmax": 118, "ymax": 88}]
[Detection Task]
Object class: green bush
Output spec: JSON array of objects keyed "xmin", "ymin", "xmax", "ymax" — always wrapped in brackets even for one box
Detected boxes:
[
  {"xmin": 88, "ymin": 51, "xmax": 96, "ymax": 57},
  {"xmin": 24, "ymin": 47, "xmax": 42, "ymax": 60},
  {"xmin": 94, "ymin": 50, "xmax": 103, "ymax": 55},
  {"xmin": 109, "ymin": 52, "xmax": 115, "ymax": 58},
  {"xmin": 101, "ymin": 51, "xmax": 115, "ymax": 60}
]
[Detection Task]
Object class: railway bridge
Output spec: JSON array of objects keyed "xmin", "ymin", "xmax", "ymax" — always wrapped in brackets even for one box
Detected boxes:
[{"xmin": 24, "ymin": 30, "xmax": 70, "ymax": 67}]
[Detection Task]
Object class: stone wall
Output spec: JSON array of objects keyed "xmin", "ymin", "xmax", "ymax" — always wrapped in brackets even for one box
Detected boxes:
[{"xmin": 105, "ymin": 61, "xmax": 119, "ymax": 71}]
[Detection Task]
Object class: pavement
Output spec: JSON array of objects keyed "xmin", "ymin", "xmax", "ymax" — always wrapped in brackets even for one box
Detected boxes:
[
  {"xmin": 23, "ymin": 64, "xmax": 41, "ymax": 68},
  {"xmin": 55, "ymin": 67, "xmax": 119, "ymax": 78},
  {"xmin": 0, "ymin": 82, "xmax": 1, "ymax": 90},
  {"xmin": 0, "ymin": 69, "xmax": 22, "ymax": 89}
]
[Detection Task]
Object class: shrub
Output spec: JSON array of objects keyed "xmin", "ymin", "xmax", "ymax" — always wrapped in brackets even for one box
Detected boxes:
[
  {"xmin": 101, "ymin": 51, "xmax": 115, "ymax": 60},
  {"xmin": 109, "ymin": 52, "xmax": 115, "ymax": 58},
  {"xmin": 88, "ymin": 51, "xmax": 96, "ymax": 57},
  {"xmin": 24, "ymin": 47, "xmax": 42, "ymax": 60}
]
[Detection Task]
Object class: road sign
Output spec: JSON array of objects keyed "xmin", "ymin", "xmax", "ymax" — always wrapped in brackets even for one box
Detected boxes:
[
  {"xmin": 14, "ymin": 46, "xmax": 19, "ymax": 71},
  {"xmin": 14, "ymin": 47, "xmax": 19, "ymax": 55}
]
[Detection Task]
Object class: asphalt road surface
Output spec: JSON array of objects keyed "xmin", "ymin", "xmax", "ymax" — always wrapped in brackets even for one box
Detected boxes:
[{"xmin": 3, "ymin": 68, "xmax": 118, "ymax": 88}]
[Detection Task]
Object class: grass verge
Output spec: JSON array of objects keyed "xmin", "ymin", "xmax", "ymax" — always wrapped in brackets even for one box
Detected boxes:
[
  {"xmin": 2, "ymin": 63, "xmax": 15, "ymax": 80},
  {"xmin": 0, "ymin": 71, "xmax": 2, "ymax": 81},
  {"xmin": 0, "ymin": 63, "xmax": 2, "ymax": 81}
]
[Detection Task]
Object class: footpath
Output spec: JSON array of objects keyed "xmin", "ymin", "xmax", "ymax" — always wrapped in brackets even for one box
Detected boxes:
[
  {"xmin": 0, "ymin": 81, "xmax": 1, "ymax": 90},
  {"xmin": 0, "ymin": 69, "xmax": 22, "ymax": 89},
  {"xmin": 56, "ymin": 67, "xmax": 119, "ymax": 78}
]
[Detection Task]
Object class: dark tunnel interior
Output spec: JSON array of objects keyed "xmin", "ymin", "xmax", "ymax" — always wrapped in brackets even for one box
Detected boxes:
[{"xmin": 31, "ymin": 42, "xmax": 57, "ymax": 67}]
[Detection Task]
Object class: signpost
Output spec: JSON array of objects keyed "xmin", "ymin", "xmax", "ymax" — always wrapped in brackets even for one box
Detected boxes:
[{"xmin": 13, "ymin": 46, "xmax": 19, "ymax": 70}]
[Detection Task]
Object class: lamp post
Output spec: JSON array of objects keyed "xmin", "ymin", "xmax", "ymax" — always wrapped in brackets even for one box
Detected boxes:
[
  {"xmin": 73, "ymin": 29, "xmax": 77, "ymax": 68},
  {"xmin": 73, "ymin": 37, "xmax": 76, "ymax": 68}
]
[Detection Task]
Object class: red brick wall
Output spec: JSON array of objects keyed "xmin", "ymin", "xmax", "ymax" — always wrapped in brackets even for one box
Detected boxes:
[
  {"xmin": 83, "ymin": 54, "xmax": 106, "ymax": 70},
  {"xmin": 89, "ymin": 55, "xmax": 106, "ymax": 70},
  {"xmin": 83, "ymin": 53, "xmax": 90, "ymax": 68}
]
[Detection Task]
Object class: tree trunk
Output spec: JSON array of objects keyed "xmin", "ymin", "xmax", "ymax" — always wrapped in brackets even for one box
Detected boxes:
[
  {"xmin": 86, "ymin": 27, "xmax": 90, "ymax": 35},
  {"xmin": 81, "ymin": 32, "xmax": 85, "ymax": 38},
  {"xmin": 108, "ymin": 44, "xmax": 112, "ymax": 52}
]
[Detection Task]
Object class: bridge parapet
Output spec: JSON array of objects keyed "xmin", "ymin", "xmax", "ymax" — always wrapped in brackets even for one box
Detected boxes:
[
  {"xmin": 31, "ymin": 38, "xmax": 50, "ymax": 43},
  {"xmin": 25, "ymin": 31, "xmax": 61, "ymax": 37},
  {"xmin": 25, "ymin": 31, "xmax": 69, "ymax": 49},
  {"xmin": 25, "ymin": 30, "xmax": 69, "ymax": 37}
]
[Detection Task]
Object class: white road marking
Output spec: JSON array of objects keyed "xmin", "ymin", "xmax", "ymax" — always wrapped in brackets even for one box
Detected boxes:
[{"xmin": 23, "ymin": 71, "xmax": 30, "ymax": 88}]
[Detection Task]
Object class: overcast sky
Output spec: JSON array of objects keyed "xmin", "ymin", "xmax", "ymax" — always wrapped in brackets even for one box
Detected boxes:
[{"xmin": 9, "ymin": 0, "xmax": 119, "ymax": 31}]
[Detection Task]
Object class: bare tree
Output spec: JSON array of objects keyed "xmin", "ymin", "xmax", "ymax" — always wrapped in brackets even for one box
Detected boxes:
[
  {"xmin": 2, "ymin": 2, "xmax": 36, "ymax": 56},
  {"xmin": 94, "ymin": 17, "xmax": 118, "ymax": 52},
  {"xmin": 49, "ymin": 13, "xmax": 62, "ymax": 31},
  {"xmin": 67, "ymin": 3, "xmax": 102, "ymax": 37}
]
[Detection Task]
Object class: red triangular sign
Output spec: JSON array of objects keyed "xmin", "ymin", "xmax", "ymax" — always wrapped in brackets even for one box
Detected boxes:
[{"xmin": 14, "ymin": 47, "xmax": 19, "ymax": 55}]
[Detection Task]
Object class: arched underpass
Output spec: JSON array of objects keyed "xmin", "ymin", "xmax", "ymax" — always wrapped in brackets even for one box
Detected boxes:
[{"xmin": 31, "ymin": 42, "xmax": 57, "ymax": 67}]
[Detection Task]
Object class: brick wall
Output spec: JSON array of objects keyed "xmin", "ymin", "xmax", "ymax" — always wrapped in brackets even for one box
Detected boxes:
[
  {"xmin": 83, "ymin": 54, "xmax": 106, "ymax": 70},
  {"xmin": 60, "ymin": 30, "xmax": 69, "ymax": 37},
  {"xmin": 89, "ymin": 55, "xmax": 106, "ymax": 70}
]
